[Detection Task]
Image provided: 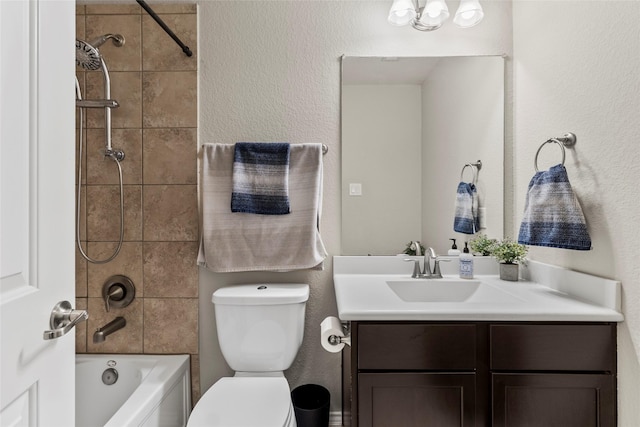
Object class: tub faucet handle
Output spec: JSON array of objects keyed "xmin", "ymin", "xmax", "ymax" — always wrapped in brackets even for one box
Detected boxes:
[{"xmin": 105, "ymin": 285, "xmax": 124, "ymax": 312}]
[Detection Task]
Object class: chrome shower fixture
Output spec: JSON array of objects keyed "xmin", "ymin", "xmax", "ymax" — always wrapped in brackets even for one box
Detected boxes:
[
  {"xmin": 75, "ymin": 34, "xmax": 126, "ymax": 264},
  {"xmin": 75, "ymin": 34, "xmax": 125, "ymax": 71},
  {"xmin": 90, "ymin": 33, "xmax": 125, "ymax": 49},
  {"xmin": 75, "ymin": 34, "xmax": 125, "ymax": 159}
]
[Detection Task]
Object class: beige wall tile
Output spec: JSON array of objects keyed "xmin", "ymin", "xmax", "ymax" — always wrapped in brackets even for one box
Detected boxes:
[
  {"xmin": 142, "ymin": 14, "xmax": 197, "ymax": 71},
  {"xmin": 76, "ymin": 5, "xmax": 86, "ymax": 15},
  {"xmin": 143, "ymin": 128, "xmax": 197, "ymax": 184},
  {"xmin": 76, "ymin": 185, "xmax": 86, "ymax": 240},
  {"xmin": 86, "ymin": 72, "xmax": 142, "ymax": 129},
  {"xmin": 87, "ymin": 242, "xmax": 143, "ymax": 298},
  {"xmin": 86, "ymin": 4, "xmax": 141, "ymax": 15},
  {"xmin": 86, "ymin": 128, "xmax": 142, "ymax": 185},
  {"xmin": 143, "ymin": 298, "xmax": 198, "ymax": 353},
  {"xmin": 86, "ymin": 185, "xmax": 142, "ymax": 241},
  {"xmin": 76, "ymin": 248, "xmax": 88, "ymax": 298},
  {"xmin": 76, "ymin": 15, "xmax": 86, "ymax": 47},
  {"xmin": 144, "ymin": 4, "xmax": 196, "ymax": 14},
  {"xmin": 143, "ymin": 242, "xmax": 198, "ymax": 298},
  {"xmin": 190, "ymin": 354, "xmax": 201, "ymax": 406},
  {"xmin": 76, "ymin": 298, "xmax": 88, "ymax": 353},
  {"xmin": 143, "ymin": 185, "xmax": 198, "ymax": 241},
  {"xmin": 142, "ymin": 72, "xmax": 197, "ymax": 128},
  {"xmin": 86, "ymin": 15, "xmax": 141, "ymax": 72},
  {"xmin": 87, "ymin": 298, "xmax": 143, "ymax": 353}
]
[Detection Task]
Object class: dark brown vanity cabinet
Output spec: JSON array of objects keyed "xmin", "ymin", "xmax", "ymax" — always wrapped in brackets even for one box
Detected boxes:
[{"xmin": 346, "ymin": 321, "xmax": 616, "ymax": 427}]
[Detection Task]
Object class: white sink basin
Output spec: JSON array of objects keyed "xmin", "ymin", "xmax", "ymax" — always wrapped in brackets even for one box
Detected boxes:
[
  {"xmin": 386, "ymin": 279, "xmax": 481, "ymax": 302},
  {"xmin": 386, "ymin": 279, "xmax": 523, "ymax": 303}
]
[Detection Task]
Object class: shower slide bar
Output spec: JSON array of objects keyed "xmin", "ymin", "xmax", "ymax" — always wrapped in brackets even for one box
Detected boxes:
[
  {"xmin": 76, "ymin": 99, "xmax": 119, "ymax": 108},
  {"xmin": 136, "ymin": 0, "xmax": 193, "ymax": 57}
]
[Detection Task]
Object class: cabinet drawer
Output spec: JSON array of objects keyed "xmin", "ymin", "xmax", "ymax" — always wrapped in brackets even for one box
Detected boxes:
[
  {"xmin": 358, "ymin": 323, "xmax": 477, "ymax": 370},
  {"xmin": 490, "ymin": 324, "xmax": 615, "ymax": 371}
]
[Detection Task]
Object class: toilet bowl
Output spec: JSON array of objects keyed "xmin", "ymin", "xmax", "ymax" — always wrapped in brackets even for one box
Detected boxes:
[
  {"xmin": 187, "ymin": 283, "xmax": 309, "ymax": 427},
  {"xmin": 187, "ymin": 376, "xmax": 296, "ymax": 427}
]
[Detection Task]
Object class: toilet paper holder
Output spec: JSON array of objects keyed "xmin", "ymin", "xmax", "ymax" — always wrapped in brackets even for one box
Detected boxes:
[{"xmin": 327, "ymin": 322, "xmax": 351, "ymax": 348}]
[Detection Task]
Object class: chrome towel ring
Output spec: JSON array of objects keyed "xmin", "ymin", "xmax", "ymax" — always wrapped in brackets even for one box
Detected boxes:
[
  {"xmin": 534, "ymin": 132, "xmax": 577, "ymax": 172},
  {"xmin": 460, "ymin": 160, "xmax": 482, "ymax": 184}
]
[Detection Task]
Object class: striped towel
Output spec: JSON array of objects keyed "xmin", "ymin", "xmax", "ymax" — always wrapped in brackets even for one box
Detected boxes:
[
  {"xmin": 231, "ymin": 142, "xmax": 291, "ymax": 215},
  {"xmin": 453, "ymin": 182, "xmax": 479, "ymax": 234},
  {"xmin": 518, "ymin": 164, "xmax": 591, "ymax": 250}
]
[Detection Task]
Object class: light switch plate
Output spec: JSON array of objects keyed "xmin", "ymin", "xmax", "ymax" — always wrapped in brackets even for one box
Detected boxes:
[{"xmin": 349, "ymin": 183, "xmax": 362, "ymax": 196}]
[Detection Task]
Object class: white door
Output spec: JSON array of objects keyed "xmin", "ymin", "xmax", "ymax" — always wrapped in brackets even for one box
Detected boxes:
[{"xmin": 1, "ymin": 1, "xmax": 76, "ymax": 426}]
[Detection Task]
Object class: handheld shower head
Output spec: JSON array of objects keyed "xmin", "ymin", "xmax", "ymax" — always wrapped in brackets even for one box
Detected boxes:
[
  {"xmin": 76, "ymin": 39, "xmax": 102, "ymax": 70},
  {"xmin": 75, "ymin": 34, "xmax": 125, "ymax": 71}
]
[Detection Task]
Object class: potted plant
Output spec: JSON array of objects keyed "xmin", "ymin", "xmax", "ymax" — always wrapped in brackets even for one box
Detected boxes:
[
  {"xmin": 402, "ymin": 241, "xmax": 426, "ymax": 256},
  {"xmin": 469, "ymin": 234, "xmax": 498, "ymax": 256},
  {"xmin": 491, "ymin": 239, "xmax": 528, "ymax": 281}
]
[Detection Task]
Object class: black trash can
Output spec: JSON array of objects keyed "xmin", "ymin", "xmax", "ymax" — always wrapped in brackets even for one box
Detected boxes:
[{"xmin": 291, "ymin": 384, "xmax": 330, "ymax": 427}]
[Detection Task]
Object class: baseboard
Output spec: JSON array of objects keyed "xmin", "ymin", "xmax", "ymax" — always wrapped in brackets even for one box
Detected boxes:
[{"xmin": 329, "ymin": 411, "xmax": 344, "ymax": 426}]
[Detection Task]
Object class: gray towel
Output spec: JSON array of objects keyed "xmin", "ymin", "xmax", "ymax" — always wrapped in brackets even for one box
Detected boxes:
[{"xmin": 198, "ymin": 143, "xmax": 327, "ymax": 272}]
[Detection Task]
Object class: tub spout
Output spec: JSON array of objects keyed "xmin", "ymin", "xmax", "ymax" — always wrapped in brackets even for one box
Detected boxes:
[{"xmin": 93, "ymin": 316, "xmax": 126, "ymax": 343}]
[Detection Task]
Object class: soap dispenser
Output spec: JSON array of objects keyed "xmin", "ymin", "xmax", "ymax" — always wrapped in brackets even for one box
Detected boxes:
[
  {"xmin": 448, "ymin": 239, "xmax": 461, "ymax": 256},
  {"xmin": 459, "ymin": 242, "xmax": 474, "ymax": 279}
]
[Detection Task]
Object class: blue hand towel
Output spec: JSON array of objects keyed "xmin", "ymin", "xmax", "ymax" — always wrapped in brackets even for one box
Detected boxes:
[
  {"xmin": 231, "ymin": 142, "xmax": 291, "ymax": 215},
  {"xmin": 518, "ymin": 164, "xmax": 591, "ymax": 250},
  {"xmin": 453, "ymin": 182, "xmax": 479, "ymax": 234}
]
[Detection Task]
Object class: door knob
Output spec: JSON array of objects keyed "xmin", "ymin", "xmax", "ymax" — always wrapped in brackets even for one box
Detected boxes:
[{"xmin": 43, "ymin": 300, "xmax": 88, "ymax": 340}]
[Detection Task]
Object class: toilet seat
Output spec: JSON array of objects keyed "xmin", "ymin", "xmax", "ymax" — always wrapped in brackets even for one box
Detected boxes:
[{"xmin": 187, "ymin": 376, "xmax": 295, "ymax": 427}]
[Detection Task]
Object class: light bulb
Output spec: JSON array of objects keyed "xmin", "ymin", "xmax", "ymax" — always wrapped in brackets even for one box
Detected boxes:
[
  {"xmin": 419, "ymin": 0, "xmax": 449, "ymax": 27},
  {"xmin": 388, "ymin": 0, "xmax": 417, "ymax": 26},
  {"xmin": 453, "ymin": 0, "xmax": 484, "ymax": 28}
]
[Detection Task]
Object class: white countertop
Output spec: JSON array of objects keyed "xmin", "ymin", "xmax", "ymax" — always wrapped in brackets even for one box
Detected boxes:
[{"xmin": 333, "ymin": 256, "xmax": 624, "ymax": 322}]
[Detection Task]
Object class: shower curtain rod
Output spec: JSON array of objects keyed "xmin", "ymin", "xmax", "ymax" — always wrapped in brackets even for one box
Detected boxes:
[{"xmin": 136, "ymin": 0, "xmax": 193, "ymax": 57}]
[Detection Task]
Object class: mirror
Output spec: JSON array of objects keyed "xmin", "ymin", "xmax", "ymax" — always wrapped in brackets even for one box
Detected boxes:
[{"xmin": 341, "ymin": 56, "xmax": 504, "ymax": 255}]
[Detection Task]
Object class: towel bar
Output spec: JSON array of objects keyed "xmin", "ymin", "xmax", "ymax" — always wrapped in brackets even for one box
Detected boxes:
[{"xmin": 534, "ymin": 133, "xmax": 577, "ymax": 172}]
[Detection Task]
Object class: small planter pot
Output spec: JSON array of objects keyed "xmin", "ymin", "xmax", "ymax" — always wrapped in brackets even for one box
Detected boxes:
[{"xmin": 499, "ymin": 263, "xmax": 519, "ymax": 281}]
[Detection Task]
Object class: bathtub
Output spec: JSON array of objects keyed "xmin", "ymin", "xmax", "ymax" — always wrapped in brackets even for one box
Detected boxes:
[{"xmin": 76, "ymin": 354, "xmax": 191, "ymax": 427}]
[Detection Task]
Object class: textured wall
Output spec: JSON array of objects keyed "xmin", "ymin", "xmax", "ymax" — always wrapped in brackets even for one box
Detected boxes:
[
  {"xmin": 75, "ymin": 3, "xmax": 201, "ymax": 402},
  {"xmin": 512, "ymin": 2, "xmax": 640, "ymax": 424},
  {"xmin": 197, "ymin": 0, "xmax": 512, "ymax": 413}
]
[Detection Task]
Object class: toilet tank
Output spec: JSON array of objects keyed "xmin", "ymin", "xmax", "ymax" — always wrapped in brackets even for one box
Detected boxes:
[{"xmin": 212, "ymin": 284, "xmax": 309, "ymax": 372}]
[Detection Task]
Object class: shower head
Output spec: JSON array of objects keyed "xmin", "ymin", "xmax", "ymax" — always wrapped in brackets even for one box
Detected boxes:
[
  {"xmin": 75, "ymin": 34, "xmax": 125, "ymax": 71},
  {"xmin": 76, "ymin": 39, "xmax": 102, "ymax": 70}
]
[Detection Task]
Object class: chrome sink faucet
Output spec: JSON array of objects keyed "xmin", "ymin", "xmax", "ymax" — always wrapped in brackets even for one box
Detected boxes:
[
  {"xmin": 405, "ymin": 247, "xmax": 449, "ymax": 279},
  {"xmin": 422, "ymin": 247, "xmax": 440, "ymax": 278}
]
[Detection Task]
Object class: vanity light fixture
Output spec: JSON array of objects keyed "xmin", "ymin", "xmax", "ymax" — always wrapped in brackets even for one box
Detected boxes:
[{"xmin": 388, "ymin": 0, "xmax": 483, "ymax": 31}]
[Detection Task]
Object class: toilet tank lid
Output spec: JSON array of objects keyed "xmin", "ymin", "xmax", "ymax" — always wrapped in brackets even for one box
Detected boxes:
[{"xmin": 212, "ymin": 284, "xmax": 310, "ymax": 305}]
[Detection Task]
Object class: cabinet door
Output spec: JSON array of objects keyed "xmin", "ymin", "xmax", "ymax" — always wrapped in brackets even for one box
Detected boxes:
[
  {"xmin": 359, "ymin": 373, "xmax": 475, "ymax": 427},
  {"xmin": 492, "ymin": 373, "xmax": 615, "ymax": 427}
]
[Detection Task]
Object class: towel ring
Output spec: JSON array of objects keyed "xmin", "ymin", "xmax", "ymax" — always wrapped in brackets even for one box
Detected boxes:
[
  {"xmin": 460, "ymin": 160, "xmax": 482, "ymax": 185},
  {"xmin": 534, "ymin": 133, "xmax": 577, "ymax": 172}
]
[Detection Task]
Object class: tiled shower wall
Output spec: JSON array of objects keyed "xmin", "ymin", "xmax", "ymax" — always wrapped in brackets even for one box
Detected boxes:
[{"xmin": 75, "ymin": 3, "xmax": 200, "ymax": 401}]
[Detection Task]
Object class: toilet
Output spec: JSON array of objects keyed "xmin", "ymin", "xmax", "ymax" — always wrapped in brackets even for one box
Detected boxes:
[{"xmin": 187, "ymin": 283, "xmax": 310, "ymax": 427}]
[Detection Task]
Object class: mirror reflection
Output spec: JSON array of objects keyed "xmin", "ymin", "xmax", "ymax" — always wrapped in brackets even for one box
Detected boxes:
[{"xmin": 341, "ymin": 56, "xmax": 504, "ymax": 255}]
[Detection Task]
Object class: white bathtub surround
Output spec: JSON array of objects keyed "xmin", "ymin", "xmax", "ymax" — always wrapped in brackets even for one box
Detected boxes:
[
  {"xmin": 333, "ymin": 256, "xmax": 623, "ymax": 322},
  {"xmin": 76, "ymin": 354, "xmax": 191, "ymax": 427}
]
